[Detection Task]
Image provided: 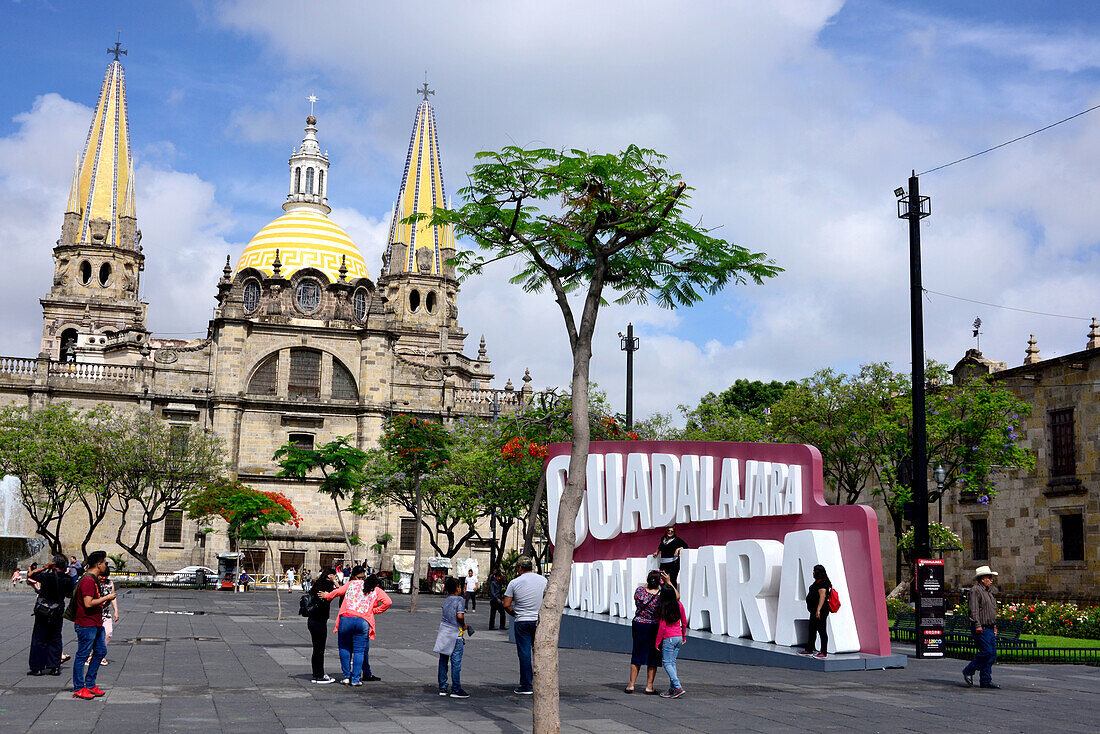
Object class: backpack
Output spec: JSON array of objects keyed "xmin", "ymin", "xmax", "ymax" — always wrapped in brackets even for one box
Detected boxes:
[
  {"xmin": 299, "ymin": 593, "xmax": 318, "ymax": 617},
  {"xmin": 63, "ymin": 573, "xmax": 95, "ymax": 622},
  {"xmin": 827, "ymin": 588, "xmax": 841, "ymax": 613}
]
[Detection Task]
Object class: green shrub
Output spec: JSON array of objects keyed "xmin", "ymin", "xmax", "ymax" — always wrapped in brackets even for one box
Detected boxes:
[
  {"xmin": 886, "ymin": 597, "xmax": 911, "ymax": 620},
  {"xmin": 951, "ymin": 599, "xmax": 1100, "ymax": 641}
]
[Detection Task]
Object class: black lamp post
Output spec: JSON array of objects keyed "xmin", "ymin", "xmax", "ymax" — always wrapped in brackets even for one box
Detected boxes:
[
  {"xmin": 932, "ymin": 463, "xmax": 946, "ymax": 526},
  {"xmin": 897, "ymin": 173, "xmax": 932, "ymax": 560},
  {"xmin": 619, "ymin": 323, "xmax": 640, "ymax": 430}
]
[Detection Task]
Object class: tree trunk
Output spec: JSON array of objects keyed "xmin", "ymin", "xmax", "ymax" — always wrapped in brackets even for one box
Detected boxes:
[
  {"xmin": 410, "ymin": 474, "xmax": 424, "ymax": 613},
  {"xmin": 523, "ymin": 471, "xmax": 548, "ymax": 557},
  {"xmin": 332, "ymin": 496, "xmax": 356, "ymax": 564},
  {"xmin": 533, "ymin": 320, "xmax": 597, "ymax": 733}
]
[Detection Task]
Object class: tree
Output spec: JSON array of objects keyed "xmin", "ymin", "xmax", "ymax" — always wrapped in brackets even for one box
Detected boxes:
[
  {"xmin": 274, "ymin": 436, "xmax": 366, "ymax": 563},
  {"xmin": 186, "ymin": 479, "xmax": 300, "ymax": 619},
  {"xmin": 768, "ymin": 364, "xmax": 905, "ymax": 506},
  {"xmin": 111, "ymin": 411, "xmax": 224, "ymax": 572},
  {"xmin": 686, "ymin": 378, "xmax": 795, "ymax": 425},
  {"xmin": 0, "ymin": 403, "xmax": 99, "ymax": 555},
  {"xmin": 429, "ymin": 145, "xmax": 780, "ymax": 732},
  {"xmin": 367, "ymin": 415, "xmax": 451, "ymax": 613}
]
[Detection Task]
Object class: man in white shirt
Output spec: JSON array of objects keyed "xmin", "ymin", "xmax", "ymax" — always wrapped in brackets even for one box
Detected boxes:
[
  {"xmin": 464, "ymin": 569, "xmax": 478, "ymax": 611},
  {"xmin": 503, "ymin": 557, "xmax": 547, "ymax": 695}
]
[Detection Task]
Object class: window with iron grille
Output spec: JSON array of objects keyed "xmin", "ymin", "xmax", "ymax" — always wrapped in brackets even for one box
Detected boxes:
[
  {"xmin": 1061, "ymin": 513, "xmax": 1084, "ymax": 562},
  {"xmin": 332, "ymin": 359, "xmax": 358, "ymax": 401},
  {"xmin": 169, "ymin": 425, "xmax": 188, "ymax": 458},
  {"xmin": 243, "ymin": 280, "xmax": 261, "ymax": 312},
  {"xmin": 288, "ymin": 349, "xmax": 321, "ymax": 399},
  {"xmin": 1050, "ymin": 408, "xmax": 1075, "ymax": 477},
  {"xmin": 289, "ymin": 433, "xmax": 314, "ymax": 450},
  {"xmin": 247, "ymin": 353, "xmax": 279, "ymax": 396},
  {"xmin": 296, "ymin": 280, "xmax": 322, "ymax": 313},
  {"xmin": 399, "ymin": 518, "xmax": 417, "ymax": 551},
  {"xmin": 971, "ymin": 518, "xmax": 988, "ymax": 561},
  {"xmin": 353, "ymin": 288, "xmax": 368, "ymax": 321},
  {"xmin": 163, "ymin": 510, "xmax": 183, "ymax": 544}
]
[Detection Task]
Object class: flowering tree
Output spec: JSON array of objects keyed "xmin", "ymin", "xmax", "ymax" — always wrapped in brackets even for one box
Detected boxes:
[{"xmin": 186, "ymin": 479, "xmax": 299, "ymax": 619}]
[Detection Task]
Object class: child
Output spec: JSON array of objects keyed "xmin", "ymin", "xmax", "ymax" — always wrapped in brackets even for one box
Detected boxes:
[
  {"xmin": 433, "ymin": 576, "xmax": 469, "ymax": 698},
  {"xmin": 97, "ymin": 566, "xmax": 120, "ymax": 665},
  {"xmin": 655, "ymin": 585, "xmax": 687, "ymax": 698}
]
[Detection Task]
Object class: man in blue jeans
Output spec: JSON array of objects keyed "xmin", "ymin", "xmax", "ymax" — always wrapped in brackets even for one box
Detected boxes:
[
  {"xmin": 962, "ymin": 565, "xmax": 1001, "ymax": 689},
  {"xmin": 71, "ymin": 551, "xmax": 116, "ymax": 700},
  {"xmin": 503, "ymin": 557, "xmax": 546, "ymax": 694}
]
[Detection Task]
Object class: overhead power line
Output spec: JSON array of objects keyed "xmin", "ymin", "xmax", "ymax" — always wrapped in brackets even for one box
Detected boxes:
[
  {"xmin": 919, "ymin": 101, "xmax": 1100, "ymax": 175},
  {"xmin": 923, "ymin": 288, "xmax": 1092, "ymax": 321}
]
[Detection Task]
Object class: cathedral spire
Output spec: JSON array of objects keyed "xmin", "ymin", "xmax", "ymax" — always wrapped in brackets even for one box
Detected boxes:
[
  {"xmin": 284, "ymin": 109, "xmax": 330, "ymax": 215},
  {"xmin": 65, "ymin": 50, "xmax": 136, "ymax": 247},
  {"xmin": 385, "ymin": 81, "xmax": 453, "ymax": 276}
]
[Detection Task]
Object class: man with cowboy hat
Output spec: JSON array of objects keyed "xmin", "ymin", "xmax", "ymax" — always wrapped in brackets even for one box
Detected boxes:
[{"xmin": 962, "ymin": 565, "xmax": 1001, "ymax": 689}]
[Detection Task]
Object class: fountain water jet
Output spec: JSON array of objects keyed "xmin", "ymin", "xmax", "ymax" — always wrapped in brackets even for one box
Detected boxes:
[{"xmin": 0, "ymin": 476, "xmax": 46, "ymax": 574}]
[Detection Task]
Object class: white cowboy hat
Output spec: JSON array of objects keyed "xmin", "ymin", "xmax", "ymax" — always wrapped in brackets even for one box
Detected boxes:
[{"xmin": 974, "ymin": 565, "xmax": 998, "ymax": 578}]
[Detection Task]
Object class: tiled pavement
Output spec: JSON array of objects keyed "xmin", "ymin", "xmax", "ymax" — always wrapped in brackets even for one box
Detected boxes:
[{"xmin": 0, "ymin": 588, "xmax": 1096, "ymax": 733}]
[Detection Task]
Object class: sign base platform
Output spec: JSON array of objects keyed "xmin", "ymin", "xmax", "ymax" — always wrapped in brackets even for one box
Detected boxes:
[{"xmin": 550, "ymin": 609, "xmax": 908, "ymax": 672}]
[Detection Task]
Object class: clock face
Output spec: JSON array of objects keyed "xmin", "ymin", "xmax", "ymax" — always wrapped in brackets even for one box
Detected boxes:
[{"xmin": 295, "ymin": 280, "xmax": 322, "ymax": 313}]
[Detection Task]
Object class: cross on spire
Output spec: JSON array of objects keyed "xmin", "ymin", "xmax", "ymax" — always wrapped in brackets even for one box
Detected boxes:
[
  {"xmin": 417, "ymin": 72, "xmax": 434, "ymax": 102},
  {"xmin": 107, "ymin": 31, "xmax": 127, "ymax": 62},
  {"xmin": 307, "ymin": 94, "xmax": 318, "ymax": 116}
]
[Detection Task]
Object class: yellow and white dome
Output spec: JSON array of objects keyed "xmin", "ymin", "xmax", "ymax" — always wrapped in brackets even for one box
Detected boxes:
[{"xmin": 236, "ymin": 208, "xmax": 369, "ymax": 281}]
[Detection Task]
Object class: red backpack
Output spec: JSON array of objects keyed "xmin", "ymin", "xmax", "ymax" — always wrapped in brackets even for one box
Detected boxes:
[{"xmin": 827, "ymin": 588, "xmax": 841, "ymax": 613}]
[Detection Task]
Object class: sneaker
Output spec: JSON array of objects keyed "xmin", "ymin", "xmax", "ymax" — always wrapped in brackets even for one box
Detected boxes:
[
  {"xmin": 88, "ymin": 686, "xmax": 106, "ymax": 697},
  {"xmin": 963, "ymin": 671, "xmax": 974, "ymax": 687},
  {"xmin": 450, "ymin": 689, "xmax": 470, "ymax": 698},
  {"xmin": 439, "ymin": 688, "xmax": 449, "ymax": 696},
  {"xmin": 798, "ymin": 649, "xmax": 815, "ymax": 655},
  {"xmin": 514, "ymin": 688, "xmax": 533, "ymax": 695},
  {"xmin": 72, "ymin": 688, "xmax": 94, "ymax": 700},
  {"xmin": 99, "ymin": 659, "xmax": 109, "ymax": 666},
  {"xmin": 351, "ymin": 681, "xmax": 363, "ymax": 687},
  {"xmin": 364, "ymin": 675, "xmax": 381, "ymax": 682},
  {"xmin": 312, "ymin": 675, "xmax": 336, "ymax": 684},
  {"xmin": 671, "ymin": 688, "xmax": 685, "ymax": 698},
  {"xmin": 340, "ymin": 678, "xmax": 350, "ymax": 685},
  {"xmin": 659, "ymin": 687, "xmax": 685, "ymax": 698},
  {"xmin": 813, "ymin": 653, "xmax": 827, "ymax": 659}
]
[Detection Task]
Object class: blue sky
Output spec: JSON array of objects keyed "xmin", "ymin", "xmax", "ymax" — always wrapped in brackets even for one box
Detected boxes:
[{"xmin": 3, "ymin": 1, "xmax": 1100, "ymax": 418}]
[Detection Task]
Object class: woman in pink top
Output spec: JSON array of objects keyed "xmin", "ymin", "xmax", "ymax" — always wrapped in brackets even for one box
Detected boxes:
[
  {"xmin": 654, "ymin": 586, "xmax": 687, "ymax": 698},
  {"xmin": 324, "ymin": 567, "xmax": 392, "ymax": 685}
]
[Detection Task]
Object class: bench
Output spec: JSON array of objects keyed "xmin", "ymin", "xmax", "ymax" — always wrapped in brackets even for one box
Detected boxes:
[{"xmin": 891, "ymin": 612, "xmax": 1034, "ymax": 647}]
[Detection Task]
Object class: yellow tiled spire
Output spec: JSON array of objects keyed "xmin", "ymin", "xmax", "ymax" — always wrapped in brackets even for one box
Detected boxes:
[
  {"xmin": 66, "ymin": 57, "xmax": 135, "ymax": 247},
  {"xmin": 385, "ymin": 82, "xmax": 454, "ymax": 276}
]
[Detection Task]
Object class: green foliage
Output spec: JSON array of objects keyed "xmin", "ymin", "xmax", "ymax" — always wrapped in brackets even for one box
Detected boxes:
[
  {"xmin": 686, "ymin": 379, "xmax": 795, "ymax": 426},
  {"xmin": 899, "ymin": 522, "xmax": 962, "ymax": 553},
  {"xmin": 952, "ymin": 600, "xmax": 1100, "ymax": 641},
  {"xmin": 377, "ymin": 415, "xmax": 452, "ymax": 476},
  {"xmin": 498, "ymin": 549, "xmax": 522, "ymax": 580},
  {"xmin": 107, "ymin": 553, "xmax": 127, "ymax": 572},
  {"xmin": 273, "ymin": 436, "xmax": 366, "ymax": 503},
  {"xmin": 885, "ymin": 597, "xmax": 911, "ymax": 621}
]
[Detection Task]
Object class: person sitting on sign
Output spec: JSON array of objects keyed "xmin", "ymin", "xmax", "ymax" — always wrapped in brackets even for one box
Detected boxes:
[{"xmin": 652, "ymin": 526, "xmax": 688, "ymax": 588}]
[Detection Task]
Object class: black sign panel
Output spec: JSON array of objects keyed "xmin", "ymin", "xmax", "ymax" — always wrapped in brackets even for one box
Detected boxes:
[{"xmin": 915, "ymin": 558, "xmax": 945, "ymax": 658}]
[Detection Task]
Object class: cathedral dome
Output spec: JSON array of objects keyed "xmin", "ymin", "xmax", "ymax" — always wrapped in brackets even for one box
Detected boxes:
[{"xmin": 236, "ymin": 208, "xmax": 369, "ymax": 282}]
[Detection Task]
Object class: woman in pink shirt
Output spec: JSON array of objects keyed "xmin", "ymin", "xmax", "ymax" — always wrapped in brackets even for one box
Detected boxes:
[
  {"xmin": 324, "ymin": 567, "xmax": 392, "ymax": 685},
  {"xmin": 654, "ymin": 586, "xmax": 687, "ymax": 698}
]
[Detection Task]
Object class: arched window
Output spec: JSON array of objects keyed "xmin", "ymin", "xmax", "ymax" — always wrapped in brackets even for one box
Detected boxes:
[
  {"xmin": 60, "ymin": 328, "xmax": 79, "ymax": 363},
  {"xmin": 247, "ymin": 353, "xmax": 279, "ymax": 396},
  {"xmin": 409, "ymin": 289, "xmax": 421, "ymax": 312},
  {"xmin": 296, "ymin": 279, "xmax": 322, "ymax": 313},
  {"xmin": 242, "ymin": 280, "xmax": 261, "ymax": 312},
  {"xmin": 305, "ymin": 167, "xmax": 315, "ymax": 195},
  {"xmin": 425, "ymin": 291, "xmax": 437, "ymax": 313},
  {"xmin": 98, "ymin": 262, "xmax": 112, "ymax": 286},
  {"xmin": 79, "ymin": 261, "xmax": 92, "ymax": 285},
  {"xmin": 331, "ymin": 359, "xmax": 358, "ymax": 401},
  {"xmin": 353, "ymin": 288, "xmax": 368, "ymax": 321},
  {"xmin": 288, "ymin": 349, "xmax": 321, "ymax": 400},
  {"xmin": 317, "ymin": 170, "xmax": 324, "ymax": 199},
  {"xmin": 294, "ymin": 167, "xmax": 301, "ymax": 193}
]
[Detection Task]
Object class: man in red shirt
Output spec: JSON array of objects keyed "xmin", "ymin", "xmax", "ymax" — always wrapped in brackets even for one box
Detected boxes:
[{"xmin": 72, "ymin": 551, "xmax": 116, "ymax": 699}]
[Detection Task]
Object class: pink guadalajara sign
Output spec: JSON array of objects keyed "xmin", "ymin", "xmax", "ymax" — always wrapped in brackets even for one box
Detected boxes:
[{"xmin": 544, "ymin": 441, "xmax": 892, "ymax": 657}]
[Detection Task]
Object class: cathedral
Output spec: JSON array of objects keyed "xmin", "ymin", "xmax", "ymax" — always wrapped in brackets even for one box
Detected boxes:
[{"xmin": 0, "ymin": 52, "xmax": 533, "ymax": 574}]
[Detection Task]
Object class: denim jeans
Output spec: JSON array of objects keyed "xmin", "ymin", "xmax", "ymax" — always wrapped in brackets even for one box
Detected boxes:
[
  {"xmin": 963, "ymin": 626, "xmax": 997, "ymax": 685},
  {"xmin": 514, "ymin": 620, "xmax": 537, "ymax": 690},
  {"xmin": 73, "ymin": 625, "xmax": 106, "ymax": 691},
  {"xmin": 337, "ymin": 617, "xmax": 368, "ymax": 683},
  {"xmin": 437, "ymin": 637, "xmax": 464, "ymax": 691},
  {"xmin": 661, "ymin": 637, "xmax": 683, "ymax": 691}
]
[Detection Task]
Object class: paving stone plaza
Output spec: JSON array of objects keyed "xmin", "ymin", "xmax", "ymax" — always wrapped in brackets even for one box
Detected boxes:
[{"xmin": 0, "ymin": 588, "xmax": 1095, "ymax": 733}]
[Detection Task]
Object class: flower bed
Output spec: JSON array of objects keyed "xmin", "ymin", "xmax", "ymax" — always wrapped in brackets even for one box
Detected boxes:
[{"xmin": 953, "ymin": 600, "xmax": 1100, "ymax": 641}]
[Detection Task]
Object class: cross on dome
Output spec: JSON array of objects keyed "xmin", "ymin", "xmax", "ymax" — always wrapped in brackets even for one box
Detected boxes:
[
  {"xmin": 308, "ymin": 94, "xmax": 318, "ymax": 116},
  {"xmin": 417, "ymin": 73, "xmax": 434, "ymax": 102},
  {"xmin": 108, "ymin": 31, "xmax": 127, "ymax": 62}
]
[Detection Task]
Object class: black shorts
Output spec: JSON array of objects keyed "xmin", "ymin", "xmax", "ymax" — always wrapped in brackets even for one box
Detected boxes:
[{"xmin": 630, "ymin": 620, "xmax": 660, "ymax": 667}]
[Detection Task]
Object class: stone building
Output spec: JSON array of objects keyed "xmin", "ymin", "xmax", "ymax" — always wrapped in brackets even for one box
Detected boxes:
[
  {"xmin": 874, "ymin": 324, "xmax": 1100, "ymax": 598},
  {"xmin": 0, "ymin": 55, "xmax": 534, "ymax": 576}
]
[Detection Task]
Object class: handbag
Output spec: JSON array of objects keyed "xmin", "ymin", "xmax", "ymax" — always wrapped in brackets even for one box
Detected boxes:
[{"xmin": 33, "ymin": 596, "xmax": 63, "ymax": 620}]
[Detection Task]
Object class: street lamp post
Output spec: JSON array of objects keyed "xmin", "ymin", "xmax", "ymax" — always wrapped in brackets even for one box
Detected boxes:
[
  {"xmin": 933, "ymin": 463, "xmax": 946, "ymax": 525},
  {"xmin": 897, "ymin": 172, "xmax": 932, "ymax": 560},
  {"xmin": 619, "ymin": 323, "xmax": 640, "ymax": 430}
]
